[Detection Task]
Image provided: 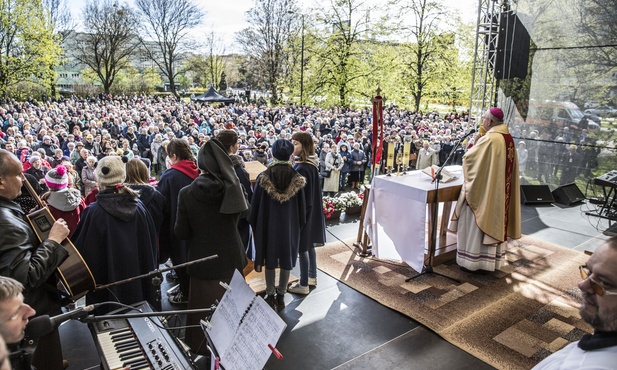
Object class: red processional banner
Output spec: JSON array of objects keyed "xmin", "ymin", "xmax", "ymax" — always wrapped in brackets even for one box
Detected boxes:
[{"xmin": 371, "ymin": 90, "xmax": 384, "ymax": 167}]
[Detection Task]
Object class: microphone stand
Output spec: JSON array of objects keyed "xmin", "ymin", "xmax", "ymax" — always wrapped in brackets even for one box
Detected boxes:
[
  {"xmin": 406, "ymin": 139, "xmax": 464, "ymax": 283},
  {"xmin": 93, "ymin": 255, "xmax": 218, "ymax": 309},
  {"xmin": 80, "ymin": 307, "xmax": 215, "ymax": 323}
]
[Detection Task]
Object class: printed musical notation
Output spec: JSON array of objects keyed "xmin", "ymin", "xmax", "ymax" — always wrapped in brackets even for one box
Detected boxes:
[{"xmin": 205, "ymin": 270, "xmax": 286, "ymax": 370}]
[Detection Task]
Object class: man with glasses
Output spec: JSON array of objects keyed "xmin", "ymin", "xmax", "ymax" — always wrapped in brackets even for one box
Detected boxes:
[
  {"xmin": 532, "ymin": 237, "xmax": 617, "ymax": 369},
  {"xmin": 0, "ymin": 149, "xmax": 69, "ymax": 370}
]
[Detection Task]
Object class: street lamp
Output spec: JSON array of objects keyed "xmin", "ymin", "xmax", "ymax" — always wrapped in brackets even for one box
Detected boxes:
[{"xmin": 288, "ymin": 11, "xmax": 305, "ymax": 106}]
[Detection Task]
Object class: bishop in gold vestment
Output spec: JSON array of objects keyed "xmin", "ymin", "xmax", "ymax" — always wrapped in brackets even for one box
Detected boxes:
[{"xmin": 449, "ymin": 108, "xmax": 521, "ymax": 271}]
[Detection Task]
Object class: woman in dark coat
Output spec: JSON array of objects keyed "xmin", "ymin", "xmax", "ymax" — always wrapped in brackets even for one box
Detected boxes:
[
  {"xmin": 288, "ymin": 132, "xmax": 326, "ymax": 295},
  {"xmin": 125, "ymin": 158, "xmax": 166, "ymax": 235},
  {"xmin": 217, "ymin": 130, "xmax": 254, "ymax": 259},
  {"xmin": 249, "ymin": 139, "xmax": 306, "ymax": 310},
  {"xmin": 175, "ymin": 139, "xmax": 249, "ymax": 354},
  {"xmin": 339, "ymin": 144, "xmax": 351, "ymax": 189},
  {"xmin": 73, "ymin": 156, "xmax": 158, "ymax": 311},
  {"xmin": 349, "ymin": 142, "xmax": 366, "ymax": 189},
  {"xmin": 157, "ymin": 139, "xmax": 199, "ymax": 304}
]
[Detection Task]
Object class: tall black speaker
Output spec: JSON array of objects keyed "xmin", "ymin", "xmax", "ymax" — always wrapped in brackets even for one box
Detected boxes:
[
  {"xmin": 520, "ymin": 185, "xmax": 554, "ymax": 204},
  {"xmin": 552, "ymin": 183, "xmax": 585, "ymax": 205},
  {"xmin": 493, "ymin": 12, "xmax": 530, "ymax": 79}
]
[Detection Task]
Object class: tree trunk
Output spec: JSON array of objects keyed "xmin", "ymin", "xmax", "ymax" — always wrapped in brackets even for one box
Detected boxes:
[{"xmin": 169, "ymin": 74, "xmax": 179, "ymax": 98}]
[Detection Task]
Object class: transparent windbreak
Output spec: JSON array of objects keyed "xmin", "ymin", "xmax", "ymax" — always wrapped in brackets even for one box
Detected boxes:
[{"xmin": 495, "ymin": 0, "xmax": 617, "ymax": 210}]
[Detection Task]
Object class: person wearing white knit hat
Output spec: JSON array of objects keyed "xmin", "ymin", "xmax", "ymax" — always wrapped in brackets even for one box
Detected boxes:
[{"xmin": 72, "ymin": 155, "xmax": 158, "ymax": 311}]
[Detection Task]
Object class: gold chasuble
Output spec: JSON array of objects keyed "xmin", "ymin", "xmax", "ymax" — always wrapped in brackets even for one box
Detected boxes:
[{"xmin": 452, "ymin": 124, "xmax": 521, "ymax": 245}]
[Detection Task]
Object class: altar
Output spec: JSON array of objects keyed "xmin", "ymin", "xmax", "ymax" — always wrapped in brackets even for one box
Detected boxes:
[{"xmin": 363, "ymin": 166, "xmax": 463, "ymax": 272}]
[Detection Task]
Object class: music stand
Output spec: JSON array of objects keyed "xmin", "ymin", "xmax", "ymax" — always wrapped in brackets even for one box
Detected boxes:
[{"xmin": 406, "ymin": 142, "xmax": 463, "ymax": 283}]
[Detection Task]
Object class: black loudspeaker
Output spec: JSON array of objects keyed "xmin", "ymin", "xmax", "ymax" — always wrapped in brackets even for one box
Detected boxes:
[
  {"xmin": 520, "ymin": 185, "xmax": 554, "ymax": 204},
  {"xmin": 552, "ymin": 183, "xmax": 585, "ymax": 206},
  {"xmin": 493, "ymin": 12, "xmax": 530, "ymax": 79}
]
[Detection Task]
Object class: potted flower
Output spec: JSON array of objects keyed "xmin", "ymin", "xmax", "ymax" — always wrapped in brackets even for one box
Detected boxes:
[
  {"xmin": 339, "ymin": 192, "xmax": 364, "ymax": 215},
  {"xmin": 323, "ymin": 196, "xmax": 345, "ymax": 220}
]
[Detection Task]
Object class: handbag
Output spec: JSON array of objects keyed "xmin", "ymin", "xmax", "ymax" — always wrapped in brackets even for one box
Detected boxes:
[
  {"xmin": 409, "ymin": 153, "xmax": 417, "ymax": 160},
  {"xmin": 320, "ymin": 169, "xmax": 331, "ymax": 178}
]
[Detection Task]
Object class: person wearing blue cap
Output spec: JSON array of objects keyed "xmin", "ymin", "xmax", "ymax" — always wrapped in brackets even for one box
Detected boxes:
[{"xmin": 249, "ymin": 139, "xmax": 307, "ymax": 310}]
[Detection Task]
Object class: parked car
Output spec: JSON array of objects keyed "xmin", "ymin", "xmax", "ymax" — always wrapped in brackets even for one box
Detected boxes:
[
  {"xmin": 584, "ymin": 106, "xmax": 617, "ymax": 116},
  {"xmin": 524, "ymin": 101, "xmax": 600, "ymax": 130}
]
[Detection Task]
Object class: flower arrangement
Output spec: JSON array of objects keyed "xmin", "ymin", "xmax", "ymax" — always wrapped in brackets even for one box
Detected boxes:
[
  {"xmin": 338, "ymin": 192, "xmax": 363, "ymax": 208},
  {"xmin": 323, "ymin": 196, "xmax": 346, "ymax": 218}
]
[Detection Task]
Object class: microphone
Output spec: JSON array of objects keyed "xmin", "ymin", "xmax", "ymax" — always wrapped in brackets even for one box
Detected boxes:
[
  {"xmin": 25, "ymin": 305, "xmax": 95, "ymax": 338},
  {"xmin": 458, "ymin": 129, "xmax": 476, "ymax": 140}
]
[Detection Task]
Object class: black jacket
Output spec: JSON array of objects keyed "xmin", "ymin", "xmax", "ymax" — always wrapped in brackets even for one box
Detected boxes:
[
  {"xmin": 175, "ymin": 174, "xmax": 248, "ymax": 280},
  {"xmin": 0, "ymin": 197, "xmax": 69, "ymax": 314}
]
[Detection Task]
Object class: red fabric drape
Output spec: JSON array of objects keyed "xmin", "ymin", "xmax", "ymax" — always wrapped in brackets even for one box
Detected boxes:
[{"xmin": 372, "ymin": 95, "xmax": 384, "ymax": 166}]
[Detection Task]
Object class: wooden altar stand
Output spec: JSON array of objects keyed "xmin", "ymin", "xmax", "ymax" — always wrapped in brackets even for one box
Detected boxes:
[
  {"xmin": 363, "ymin": 168, "xmax": 463, "ymax": 272},
  {"xmin": 425, "ymin": 184, "xmax": 461, "ymax": 266},
  {"xmin": 353, "ymin": 186, "xmax": 372, "ymax": 257},
  {"xmin": 244, "ymin": 161, "xmax": 267, "ymax": 184}
]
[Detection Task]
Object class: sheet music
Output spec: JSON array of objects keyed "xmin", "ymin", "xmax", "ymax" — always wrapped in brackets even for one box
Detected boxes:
[
  {"xmin": 205, "ymin": 270, "xmax": 286, "ymax": 370},
  {"xmin": 220, "ymin": 296, "xmax": 286, "ymax": 370},
  {"xmin": 207, "ymin": 270, "xmax": 255, "ymax": 356}
]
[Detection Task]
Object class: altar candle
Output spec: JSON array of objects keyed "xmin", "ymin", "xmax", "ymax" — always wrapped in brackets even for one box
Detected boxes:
[
  {"xmin": 401, "ymin": 142, "xmax": 410, "ymax": 166},
  {"xmin": 386, "ymin": 141, "xmax": 395, "ymax": 167}
]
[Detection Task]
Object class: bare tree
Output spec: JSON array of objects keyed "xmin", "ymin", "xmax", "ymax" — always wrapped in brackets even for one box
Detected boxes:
[
  {"xmin": 135, "ymin": 0, "xmax": 204, "ymax": 98},
  {"xmin": 43, "ymin": 0, "xmax": 74, "ymax": 32},
  {"xmin": 236, "ymin": 0, "xmax": 298, "ymax": 105},
  {"xmin": 43, "ymin": 0, "xmax": 75, "ymax": 97},
  {"xmin": 73, "ymin": 0, "xmax": 140, "ymax": 94},
  {"xmin": 204, "ymin": 31, "xmax": 227, "ymax": 90}
]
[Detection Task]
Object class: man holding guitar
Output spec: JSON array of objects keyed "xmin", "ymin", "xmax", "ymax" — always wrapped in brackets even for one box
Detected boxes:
[{"xmin": 0, "ymin": 149, "xmax": 70, "ymax": 370}]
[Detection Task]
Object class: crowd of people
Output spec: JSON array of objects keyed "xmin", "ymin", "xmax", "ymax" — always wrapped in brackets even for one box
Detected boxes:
[
  {"xmin": 0, "ymin": 94, "xmax": 611, "ymax": 369},
  {"xmin": 0, "ymin": 95, "xmax": 600, "ymax": 194}
]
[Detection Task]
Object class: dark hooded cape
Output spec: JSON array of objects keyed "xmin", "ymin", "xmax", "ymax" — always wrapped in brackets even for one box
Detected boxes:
[
  {"xmin": 72, "ymin": 192, "xmax": 158, "ymax": 310},
  {"xmin": 249, "ymin": 164, "xmax": 306, "ymax": 271}
]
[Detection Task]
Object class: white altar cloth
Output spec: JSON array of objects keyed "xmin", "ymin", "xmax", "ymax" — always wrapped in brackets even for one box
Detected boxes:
[{"xmin": 363, "ymin": 166, "xmax": 463, "ymax": 272}]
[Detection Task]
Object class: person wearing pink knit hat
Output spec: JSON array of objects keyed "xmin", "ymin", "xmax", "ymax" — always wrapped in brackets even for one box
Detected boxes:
[
  {"xmin": 41, "ymin": 165, "xmax": 87, "ymax": 238},
  {"xmin": 449, "ymin": 107, "xmax": 521, "ymax": 273}
]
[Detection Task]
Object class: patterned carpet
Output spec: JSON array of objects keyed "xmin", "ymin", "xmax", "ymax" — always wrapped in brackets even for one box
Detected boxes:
[{"xmin": 316, "ymin": 236, "xmax": 593, "ymax": 370}]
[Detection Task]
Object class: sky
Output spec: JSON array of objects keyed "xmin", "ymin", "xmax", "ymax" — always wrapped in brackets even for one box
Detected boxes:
[{"xmin": 66, "ymin": 0, "xmax": 478, "ymax": 53}]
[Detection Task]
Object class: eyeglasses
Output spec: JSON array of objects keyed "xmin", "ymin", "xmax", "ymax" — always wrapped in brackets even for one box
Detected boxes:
[{"xmin": 579, "ymin": 265, "xmax": 617, "ymax": 296}]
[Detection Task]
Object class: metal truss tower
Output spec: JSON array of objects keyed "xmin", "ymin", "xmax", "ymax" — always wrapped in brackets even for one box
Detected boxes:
[{"xmin": 469, "ymin": 0, "xmax": 504, "ymax": 121}]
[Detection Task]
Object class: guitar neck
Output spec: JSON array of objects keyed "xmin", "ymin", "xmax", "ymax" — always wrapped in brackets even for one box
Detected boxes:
[{"xmin": 21, "ymin": 174, "xmax": 46, "ymax": 209}]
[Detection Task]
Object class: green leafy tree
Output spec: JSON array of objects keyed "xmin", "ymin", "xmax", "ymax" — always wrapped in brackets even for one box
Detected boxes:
[
  {"xmin": 311, "ymin": 0, "xmax": 377, "ymax": 107},
  {"xmin": 0, "ymin": 0, "xmax": 62, "ymax": 97},
  {"xmin": 393, "ymin": 0, "xmax": 452, "ymax": 112},
  {"xmin": 181, "ymin": 54, "xmax": 208, "ymax": 88}
]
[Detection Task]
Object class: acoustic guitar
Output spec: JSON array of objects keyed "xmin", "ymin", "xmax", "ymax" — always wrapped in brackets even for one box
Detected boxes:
[{"xmin": 22, "ymin": 176, "xmax": 96, "ymax": 299}]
